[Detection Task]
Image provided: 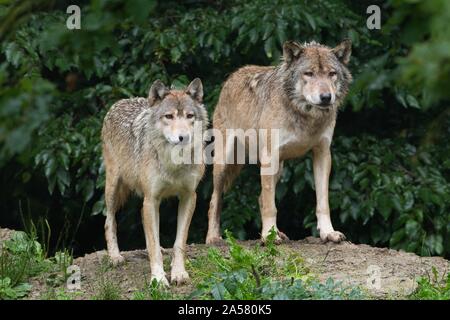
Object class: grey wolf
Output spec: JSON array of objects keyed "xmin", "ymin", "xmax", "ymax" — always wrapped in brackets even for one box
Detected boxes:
[
  {"xmin": 206, "ymin": 40, "xmax": 352, "ymax": 245},
  {"xmin": 101, "ymin": 78, "xmax": 208, "ymax": 285}
]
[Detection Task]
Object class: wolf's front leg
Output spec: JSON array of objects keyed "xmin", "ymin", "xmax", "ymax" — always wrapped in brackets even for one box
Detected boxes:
[
  {"xmin": 171, "ymin": 192, "xmax": 196, "ymax": 285},
  {"xmin": 142, "ymin": 196, "xmax": 169, "ymax": 286},
  {"xmin": 312, "ymin": 142, "xmax": 345, "ymax": 243}
]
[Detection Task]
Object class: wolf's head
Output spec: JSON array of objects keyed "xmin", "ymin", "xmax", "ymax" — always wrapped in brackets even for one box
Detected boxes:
[
  {"xmin": 147, "ymin": 78, "xmax": 208, "ymax": 146},
  {"xmin": 282, "ymin": 40, "xmax": 352, "ymax": 113}
]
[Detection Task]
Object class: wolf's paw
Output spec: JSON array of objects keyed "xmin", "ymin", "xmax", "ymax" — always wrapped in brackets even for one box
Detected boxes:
[
  {"xmin": 320, "ymin": 230, "xmax": 346, "ymax": 243},
  {"xmin": 109, "ymin": 254, "xmax": 125, "ymax": 266},
  {"xmin": 151, "ymin": 273, "xmax": 170, "ymax": 287},
  {"xmin": 171, "ymin": 270, "xmax": 190, "ymax": 286},
  {"xmin": 206, "ymin": 236, "xmax": 225, "ymax": 246},
  {"xmin": 262, "ymin": 230, "xmax": 289, "ymax": 245},
  {"xmin": 275, "ymin": 230, "xmax": 290, "ymax": 244}
]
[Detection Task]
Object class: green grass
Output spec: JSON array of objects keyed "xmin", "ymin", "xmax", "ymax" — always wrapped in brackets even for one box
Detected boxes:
[
  {"xmin": 409, "ymin": 267, "xmax": 450, "ymax": 300},
  {"xmin": 132, "ymin": 279, "xmax": 174, "ymax": 300},
  {"xmin": 188, "ymin": 229, "xmax": 365, "ymax": 300},
  {"xmin": 0, "ymin": 231, "xmax": 49, "ymax": 299},
  {"xmin": 90, "ymin": 256, "xmax": 123, "ymax": 300},
  {"xmin": 92, "ymin": 279, "xmax": 123, "ymax": 300},
  {"xmin": 0, "ymin": 230, "xmax": 74, "ymax": 300},
  {"xmin": 41, "ymin": 288, "xmax": 83, "ymax": 300}
]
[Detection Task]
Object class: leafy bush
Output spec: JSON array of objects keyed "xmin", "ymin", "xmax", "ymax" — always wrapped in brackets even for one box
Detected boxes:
[
  {"xmin": 278, "ymin": 135, "xmax": 450, "ymax": 256},
  {"xmin": 224, "ymin": 133, "xmax": 450, "ymax": 256}
]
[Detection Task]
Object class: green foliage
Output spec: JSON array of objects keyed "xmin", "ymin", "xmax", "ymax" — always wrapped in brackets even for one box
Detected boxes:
[
  {"xmin": 390, "ymin": 0, "xmax": 450, "ymax": 107},
  {"xmin": 225, "ymin": 132, "xmax": 450, "ymax": 256},
  {"xmin": 0, "ymin": 230, "xmax": 74, "ymax": 300},
  {"xmin": 221, "ymin": 170, "xmax": 261, "ymax": 239},
  {"xmin": 40, "ymin": 288, "xmax": 82, "ymax": 300},
  {"xmin": 132, "ymin": 279, "xmax": 173, "ymax": 300},
  {"xmin": 92, "ymin": 279, "xmax": 123, "ymax": 300},
  {"xmin": 190, "ymin": 230, "xmax": 364, "ymax": 300},
  {"xmin": 0, "ymin": 0, "xmax": 449, "ymax": 259},
  {"xmin": 0, "ymin": 231, "xmax": 46, "ymax": 287},
  {"xmin": 35, "ymin": 113, "xmax": 104, "ymax": 200},
  {"xmin": 0, "ymin": 77, "xmax": 54, "ymax": 164},
  {"xmin": 283, "ymin": 135, "xmax": 450, "ymax": 256},
  {"xmin": 259, "ymin": 277, "xmax": 364, "ymax": 300},
  {"xmin": 0, "ymin": 231, "xmax": 47, "ymax": 299},
  {"xmin": 90, "ymin": 255, "xmax": 123, "ymax": 300},
  {"xmin": 52, "ymin": 249, "xmax": 74, "ymax": 283},
  {"xmin": 0, "ymin": 277, "xmax": 32, "ymax": 300},
  {"xmin": 410, "ymin": 268, "xmax": 450, "ymax": 300}
]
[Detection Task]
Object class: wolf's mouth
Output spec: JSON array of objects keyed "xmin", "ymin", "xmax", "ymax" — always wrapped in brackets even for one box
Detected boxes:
[
  {"xmin": 169, "ymin": 140, "xmax": 191, "ymax": 146},
  {"xmin": 306, "ymin": 103, "xmax": 332, "ymax": 111},
  {"xmin": 316, "ymin": 103, "xmax": 332, "ymax": 110}
]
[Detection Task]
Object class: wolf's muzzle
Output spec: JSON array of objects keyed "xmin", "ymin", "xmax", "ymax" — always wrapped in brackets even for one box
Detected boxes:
[
  {"xmin": 319, "ymin": 93, "xmax": 332, "ymax": 104},
  {"xmin": 305, "ymin": 103, "xmax": 332, "ymax": 112}
]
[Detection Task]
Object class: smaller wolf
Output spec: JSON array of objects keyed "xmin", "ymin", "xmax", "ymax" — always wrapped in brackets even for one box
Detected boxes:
[{"xmin": 101, "ymin": 78, "xmax": 208, "ymax": 285}]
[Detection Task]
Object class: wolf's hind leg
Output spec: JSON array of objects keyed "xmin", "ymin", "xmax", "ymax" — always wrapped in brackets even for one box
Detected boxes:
[
  {"xmin": 104, "ymin": 172, "xmax": 129, "ymax": 266},
  {"xmin": 206, "ymin": 163, "xmax": 226, "ymax": 245},
  {"xmin": 171, "ymin": 192, "xmax": 196, "ymax": 285},
  {"xmin": 259, "ymin": 161, "xmax": 288, "ymax": 244}
]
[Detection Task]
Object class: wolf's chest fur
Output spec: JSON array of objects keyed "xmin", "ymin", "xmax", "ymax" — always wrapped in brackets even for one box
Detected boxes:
[
  {"xmin": 277, "ymin": 110, "xmax": 335, "ymax": 160},
  {"xmin": 148, "ymin": 163, "xmax": 203, "ymax": 198}
]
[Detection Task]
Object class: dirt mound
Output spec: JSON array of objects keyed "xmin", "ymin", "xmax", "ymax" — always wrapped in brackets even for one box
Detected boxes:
[
  {"xmin": 1, "ymin": 228, "xmax": 448, "ymax": 299},
  {"xmin": 289, "ymin": 237, "xmax": 449, "ymax": 297},
  {"xmin": 39, "ymin": 238, "xmax": 450, "ymax": 299}
]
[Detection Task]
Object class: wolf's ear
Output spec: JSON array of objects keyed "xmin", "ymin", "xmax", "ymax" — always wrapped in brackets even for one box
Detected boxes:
[
  {"xmin": 332, "ymin": 39, "xmax": 352, "ymax": 65},
  {"xmin": 283, "ymin": 41, "xmax": 303, "ymax": 64},
  {"xmin": 148, "ymin": 80, "xmax": 168, "ymax": 106},
  {"xmin": 186, "ymin": 78, "xmax": 203, "ymax": 102}
]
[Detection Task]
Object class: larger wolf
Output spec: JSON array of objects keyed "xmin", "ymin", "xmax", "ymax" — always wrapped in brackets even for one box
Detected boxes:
[
  {"xmin": 102, "ymin": 78, "xmax": 208, "ymax": 285},
  {"xmin": 206, "ymin": 40, "xmax": 352, "ymax": 244}
]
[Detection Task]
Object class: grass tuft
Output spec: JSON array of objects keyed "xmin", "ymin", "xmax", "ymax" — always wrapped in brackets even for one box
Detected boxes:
[
  {"xmin": 188, "ymin": 229, "xmax": 365, "ymax": 300},
  {"xmin": 410, "ymin": 267, "xmax": 450, "ymax": 300}
]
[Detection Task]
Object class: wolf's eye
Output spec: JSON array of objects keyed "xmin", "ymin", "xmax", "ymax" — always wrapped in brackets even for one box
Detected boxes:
[
  {"xmin": 303, "ymin": 72, "xmax": 313, "ymax": 77},
  {"xmin": 187, "ymin": 114, "xmax": 194, "ymax": 119},
  {"xmin": 164, "ymin": 114, "xmax": 174, "ymax": 120},
  {"xmin": 329, "ymin": 71, "xmax": 337, "ymax": 77}
]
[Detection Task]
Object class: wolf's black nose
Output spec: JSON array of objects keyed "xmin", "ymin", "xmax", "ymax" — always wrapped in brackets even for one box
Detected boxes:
[
  {"xmin": 320, "ymin": 93, "xmax": 332, "ymax": 104},
  {"xmin": 178, "ymin": 134, "xmax": 190, "ymax": 143}
]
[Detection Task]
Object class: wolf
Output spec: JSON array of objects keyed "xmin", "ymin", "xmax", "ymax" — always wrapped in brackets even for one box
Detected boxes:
[
  {"xmin": 206, "ymin": 40, "xmax": 352, "ymax": 245},
  {"xmin": 101, "ymin": 78, "xmax": 208, "ymax": 285}
]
